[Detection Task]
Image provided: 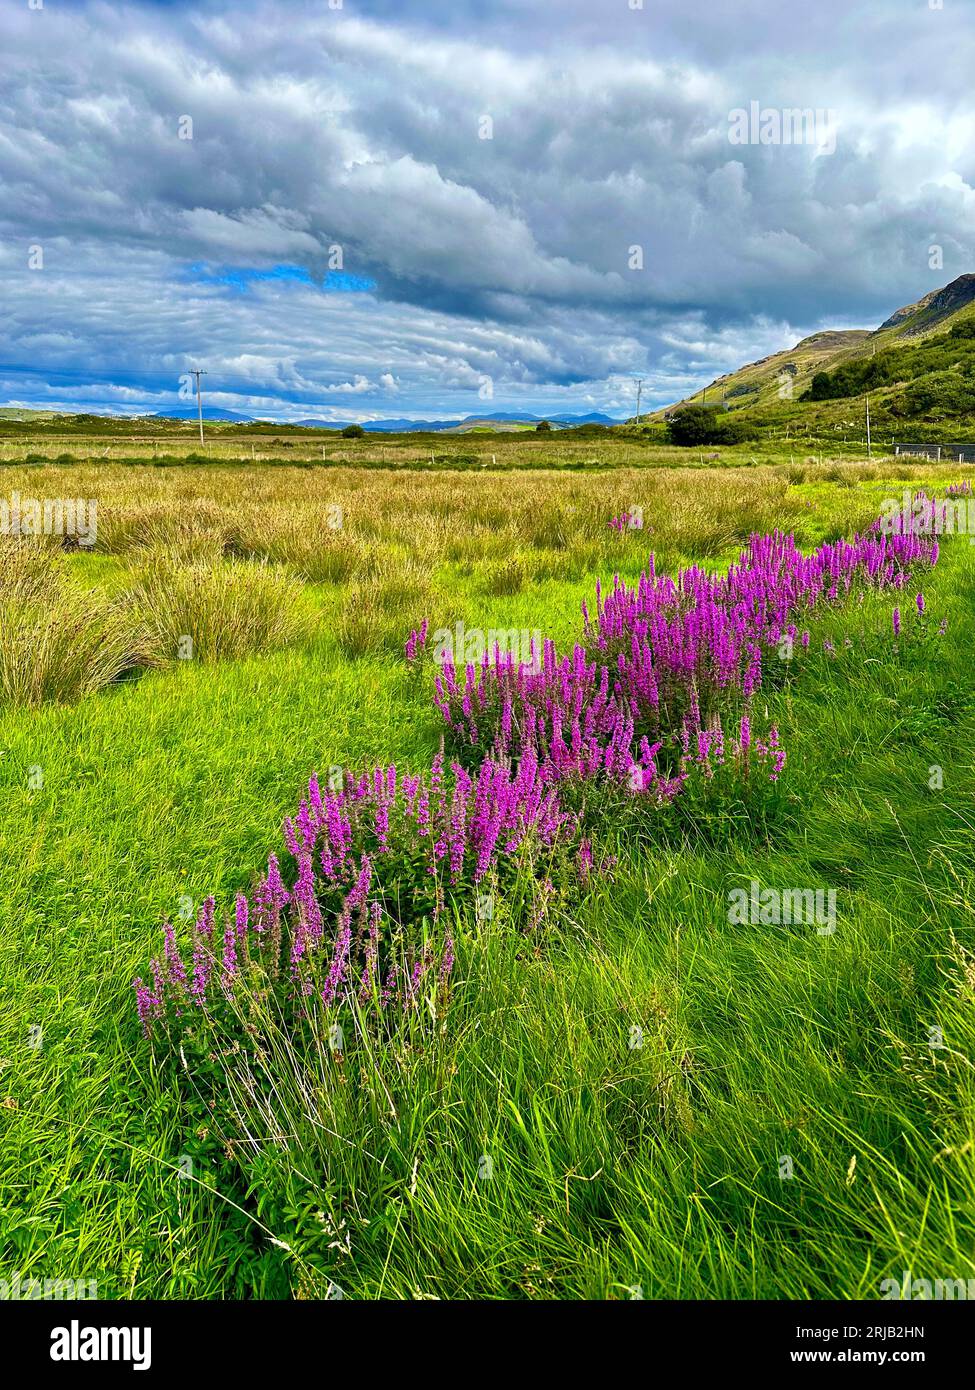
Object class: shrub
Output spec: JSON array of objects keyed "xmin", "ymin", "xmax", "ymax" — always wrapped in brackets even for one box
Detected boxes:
[
  {"xmin": 667, "ymin": 406, "xmax": 756, "ymax": 447},
  {"xmin": 341, "ymin": 424, "xmax": 366, "ymax": 439},
  {"xmin": 564, "ymin": 423, "xmax": 612, "ymax": 438}
]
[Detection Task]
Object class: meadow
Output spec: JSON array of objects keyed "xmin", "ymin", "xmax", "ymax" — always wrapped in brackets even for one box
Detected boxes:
[{"xmin": 0, "ymin": 447, "xmax": 973, "ymax": 1300}]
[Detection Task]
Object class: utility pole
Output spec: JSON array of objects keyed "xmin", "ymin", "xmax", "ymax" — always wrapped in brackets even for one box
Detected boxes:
[
  {"xmin": 866, "ymin": 393, "xmax": 872, "ymax": 459},
  {"xmin": 634, "ymin": 377, "xmax": 644, "ymax": 425},
  {"xmin": 190, "ymin": 368, "xmax": 207, "ymax": 447}
]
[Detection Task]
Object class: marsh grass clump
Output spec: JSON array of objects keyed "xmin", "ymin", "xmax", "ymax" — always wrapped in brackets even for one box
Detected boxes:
[
  {"xmin": 336, "ymin": 572, "xmax": 433, "ymax": 657},
  {"xmin": 482, "ymin": 557, "xmax": 527, "ymax": 596},
  {"xmin": 132, "ymin": 555, "xmax": 310, "ymax": 663},
  {"xmin": 237, "ymin": 510, "xmax": 366, "ymax": 584},
  {"xmin": 270, "ymin": 530, "xmax": 363, "ymax": 585},
  {"xmin": 527, "ymin": 508, "xmax": 571, "ymax": 550},
  {"xmin": 0, "ymin": 538, "xmax": 63, "ymax": 605},
  {"xmin": 97, "ymin": 499, "xmax": 241, "ymax": 556},
  {"xmin": 0, "ymin": 542, "xmax": 149, "ymax": 705}
]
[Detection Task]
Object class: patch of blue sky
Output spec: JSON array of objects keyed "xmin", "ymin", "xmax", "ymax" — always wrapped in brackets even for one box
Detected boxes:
[{"xmin": 185, "ymin": 263, "xmax": 376, "ymax": 293}]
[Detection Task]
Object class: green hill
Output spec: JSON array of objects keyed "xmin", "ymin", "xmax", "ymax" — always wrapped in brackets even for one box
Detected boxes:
[{"xmin": 652, "ymin": 274, "xmax": 975, "ymax": 445}]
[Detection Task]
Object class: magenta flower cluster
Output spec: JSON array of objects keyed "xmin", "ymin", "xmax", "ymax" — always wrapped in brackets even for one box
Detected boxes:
[
  {"xmin": 404, "ymin": 618, "xmax": 428, "ymax": 662},
  {"xmin": 134, "ymin": 747, "xmax": 576, "ymax": 1036},
  {"xmin": 433, "ymin": 523, "xmax": 937, "ymax": 776},
  {"xmin": 434, "ymin": 634, "xmax": 785, "ymax": 791}
]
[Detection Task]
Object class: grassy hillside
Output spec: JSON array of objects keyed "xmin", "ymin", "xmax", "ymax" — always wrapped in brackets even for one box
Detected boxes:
[
  {"xmin": 654, "ymin": 274, "xmax": 975, "ymax": 446},
  {"xmin": 652, "ymin": 330, "xmax": 872, "ymax": 417}
]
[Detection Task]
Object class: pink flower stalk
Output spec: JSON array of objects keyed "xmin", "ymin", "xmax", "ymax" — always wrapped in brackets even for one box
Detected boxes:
[
  {"xmin": 222, "ymin": 916, "xmax": 238, "ymax": 991},
  {"xmin": 133, "ymin": 977, "xmax": 155, "ymax": 1037},
  {"xmin": 439, "ymin": 933, "xmax": 454, "ymax": 984},
  {"xmin": 321, "ymin": 905, "xmax": 353, "ymax": 1006},
  {"xmin": 163, "ymin": 920, "xmax": 187, "ymax": 990},
  {"xmin": 405, "ymin": 618, "xmax": 429, "ymax": 663}
]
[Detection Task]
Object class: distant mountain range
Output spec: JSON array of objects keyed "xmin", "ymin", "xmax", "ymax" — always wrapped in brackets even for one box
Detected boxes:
[
  {"xmin": 152, "ymin": 408, "xmax": 619, "ymax": 431},
  {"xmin": 155, "ymin": 406, "xmax": 256, "ymax": 423}
]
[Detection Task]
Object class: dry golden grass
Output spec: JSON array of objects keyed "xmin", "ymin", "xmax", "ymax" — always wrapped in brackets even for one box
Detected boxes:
[
  {"xmin": 0, "ymin": 537, "xmax": 64, "ymax": 605},
  {"xmin": 26, "ymin": 457, "xmax": 937, "ymax": 574},
  {"xmin": 0, "ymin": 456, "xmax": 952, "ymax": 704}
]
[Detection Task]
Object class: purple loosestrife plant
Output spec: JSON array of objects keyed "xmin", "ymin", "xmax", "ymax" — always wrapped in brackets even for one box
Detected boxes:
[
  {"xmin": 435, "ymin": 518, "xmax": 938, "ymax": 773},
  {"xmin": 404, "ymin": 618, "xmax": 429, "ymax": 663},
  {"xmin": 136, "ymin": 501, "xmax": 938, "ymax": 1046},
  {"xmin": 138, "ymin": 745, "xmax": 580, "ymax": 1041}
]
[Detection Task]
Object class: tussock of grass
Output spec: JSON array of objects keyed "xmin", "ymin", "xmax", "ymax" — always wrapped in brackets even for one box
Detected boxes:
[
  {"xmin": 0, "ymin": 537, "xmax": 63, "ymax": 605},
  {"xmin": 0, "ymin": 543, "xmax": 149, "ymax": 706},
  {"xmin": 237, "ymin": 511, "xmax": 366, "ymax": 584},
  {"xmin": 97, "ymin": 499, "xmax": 240, "ymax": 557},
  {"xmin": 482, "ymin": 558, "xmax": 527, "ymax": 595},
  {"xmin": 0, "ymin": 596, "xmax": 149, "ymax": 707},
  {"xmin": 336, "ymin": 571, "xmax": 433, "ymax": 657},
  {"xmin": 131, "ymin": 556, "xmax": 310, "ymax": 663},
  {"xmin": 527, "ymin": 508, "xmax": 571, "ymax": 550}
]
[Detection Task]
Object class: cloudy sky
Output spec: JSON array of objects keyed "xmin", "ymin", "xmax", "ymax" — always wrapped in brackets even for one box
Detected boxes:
[{"xmin": 1, "ymin": 0, "xmax": 973, "ymax": 422}]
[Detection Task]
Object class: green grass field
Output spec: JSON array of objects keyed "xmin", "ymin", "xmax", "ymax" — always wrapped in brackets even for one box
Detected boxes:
[{"xmin": 0, "ymin": 448, "xmax": 972, "ymax": 1299}]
